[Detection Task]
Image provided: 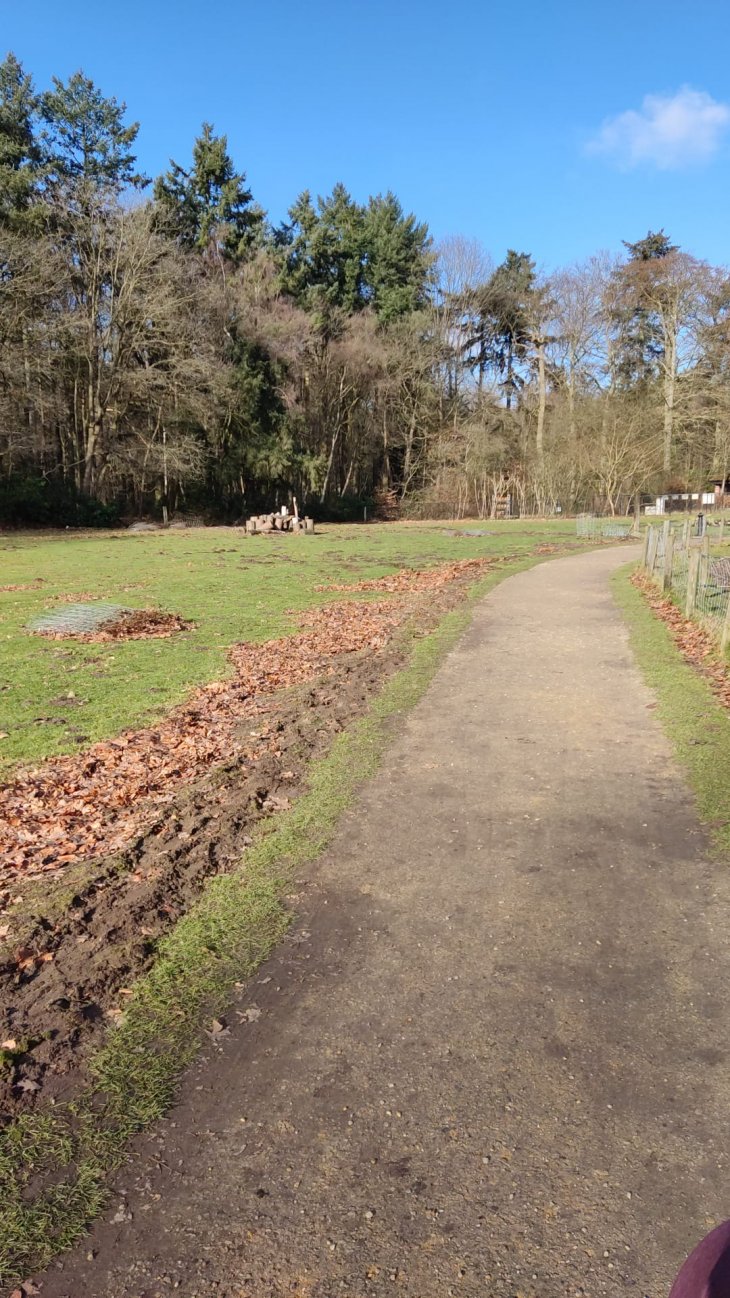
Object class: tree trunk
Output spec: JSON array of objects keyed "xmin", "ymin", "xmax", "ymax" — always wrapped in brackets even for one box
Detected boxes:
[
  {"xmin": 536, "ymin": 338, "xmax": 546, "ymax": 463},
  {"xmin": 662, "ymin": 328, "xmax": 677, "ymax": 473}
]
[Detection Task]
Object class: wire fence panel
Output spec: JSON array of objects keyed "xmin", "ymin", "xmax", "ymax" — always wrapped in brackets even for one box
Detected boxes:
[
  {"xmin": 641, "ymin": 523, "xmax": 730, "ymax": 654},
  {"xmin": 576, "ymin": 513, "xmax": 634, "ymax": 540},
  {"xmin": 602, "ymin": 521, "xmax": 634, "ymax": 538},
  {"xmin": 671, "ymin": 546, "xmax": 689, "ymax": 605}
]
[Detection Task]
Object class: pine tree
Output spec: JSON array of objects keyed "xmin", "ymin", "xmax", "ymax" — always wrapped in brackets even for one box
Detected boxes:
[
  {"xmin": 40, "ymin": 71, "xmax": 147, "ymax": 202},
  {"xmin": 278, "ymin": 183, "xmax": 366, "ymax": 316},
  {"xmin": 154, "ymin": 123, "xmax": 264, "ymax": 262},
  {"xmin": 361, "ymin": 192, "xmax": 432, "ymax": 323},
  {"xmin": 613, "ymin": 230, "xmax": 680, "ymax": 389},
  {"xmin": 622, "ymin": 229, "xmax": 678, "ymax": 262},
  {"xmin": 477, "ymin": 250, "xmax": 536, "ymax": 406},
  {"xmin": 0, "ymin": 52, "xmax": 42, "ymax": 228}
]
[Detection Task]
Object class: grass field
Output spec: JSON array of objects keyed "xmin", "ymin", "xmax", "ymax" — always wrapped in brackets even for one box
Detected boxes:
[
  {"xmin": 0, "ymin": 519, "xmax": 577, "ymax": 774},
  {"xmin": 612, "ymin": 563, "xmax": 730, "ymax": 859}
]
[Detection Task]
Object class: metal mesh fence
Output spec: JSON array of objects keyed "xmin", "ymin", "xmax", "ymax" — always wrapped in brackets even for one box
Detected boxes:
[
  {"xmin": 671, "ymin": 545, "xmax": 689, "ymax": 606},
  {"xmin": 576, "ymin": 513, "xmax": 634, "ymax": 540},
  {"xmin": 28, "ymin": 602, "xmax": 129, "ymax": 635},
  {"xmin": 641, "ymin": 523, "xmax": 730, "ymax": 653},
  {"xmin": 696, "ymin": 565, "xmax": 730, "ymax": 627}
]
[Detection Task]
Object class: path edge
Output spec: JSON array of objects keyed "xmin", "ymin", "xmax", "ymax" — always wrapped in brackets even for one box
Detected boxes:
[
  {"xmin": 611, "ymin": 561, "xmax": 730, "ymax": 860},
  {"xmin": 0, "ymin": 551, "xmax": 550, "ymax": 1287}
]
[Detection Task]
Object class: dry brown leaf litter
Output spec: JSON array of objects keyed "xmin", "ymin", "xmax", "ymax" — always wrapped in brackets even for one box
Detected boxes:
[
  {"xmin": 0, "ymin": 599, "xmax": 404, "ymax": 884},
  {"xmin": 632, "ymin": 571, "xmax": 730, "ymax": 711}
]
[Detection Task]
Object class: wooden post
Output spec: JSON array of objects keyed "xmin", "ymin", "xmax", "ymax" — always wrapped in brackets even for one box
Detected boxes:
[
  {"xmin": 697, "ymin": 533, "xmax": 711, "ymax": 609},
  {"xmin": 662, "ymin": 528, "xmax": 675, "ymax": 593},
  {"xmin": 647, "ymin": 527, "xmax": 659, "ymax": 577},
  {"xmin": 719, "ymin": 517, "xmax": 725, "ymax": 546},
  {"xmin": 686, "ymin": 547, "xmax": 701, "ymax": 617},
  {"xmin": 683, "ymin": 516, "xmax": 691, "ymax": 549},
  {"xmin": 641, "ymin": 526, "xmax": 651, "ymax": 568},
  {"xmin": 661, "ymin": 518, "xmax": 670, "ymax": 572}
]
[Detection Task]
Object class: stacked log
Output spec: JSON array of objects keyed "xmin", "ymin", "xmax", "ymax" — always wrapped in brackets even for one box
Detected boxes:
[{"xmin": 245, "ymin": 513, "xmax": 314, "ymax": 535}]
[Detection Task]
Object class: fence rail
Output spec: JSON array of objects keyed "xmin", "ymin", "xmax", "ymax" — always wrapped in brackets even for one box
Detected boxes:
[{"xmin": 640, "ymin": 518, "xmax": 730, "ymax": 654}]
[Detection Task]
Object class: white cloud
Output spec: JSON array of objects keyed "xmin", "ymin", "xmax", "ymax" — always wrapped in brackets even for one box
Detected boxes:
[{"xmin": 587, "ymin": 86, "xmax": 730, "ymax": 170}]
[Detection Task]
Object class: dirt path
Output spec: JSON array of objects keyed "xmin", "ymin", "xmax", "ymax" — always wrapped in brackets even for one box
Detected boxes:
[{"xmin": 39, "ymin": 548, "xmax": 730, "ymax": 1298}]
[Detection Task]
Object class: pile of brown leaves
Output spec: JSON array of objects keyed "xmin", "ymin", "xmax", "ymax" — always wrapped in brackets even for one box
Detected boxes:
[
  {"xmin": 0, "ymin": 579, "xmax": 45, "ymax": 594},
  {"xmin": 0, "ymin": 598, "xmax": 404, "ymax": 885},
  {"xmin": 1, "ymin": 557, "xmax": 495, "ymax": 886},
  {"xmin": 632, "ymin": 571, "xmax": 730, "ymax": 711},
  {"xmin": 36, "ymin": 608, "xmax": 193, "ymax": 642},
  {"xmin": 318, "ymin": 557, "xmax": 491, "ymax": 594}
]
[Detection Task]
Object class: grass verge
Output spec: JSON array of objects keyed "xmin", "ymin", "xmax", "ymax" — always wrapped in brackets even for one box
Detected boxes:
[
  {"xmin": 612, "ymin": 563, "xmax": 730, "ymax": 858},
  {"xmin": 0, "ymin": 519, "xmax": 579, "ymax": 775},
  {"xmin": 0, "ymin": 555, "xmax": 537, "ymax": 1285}
]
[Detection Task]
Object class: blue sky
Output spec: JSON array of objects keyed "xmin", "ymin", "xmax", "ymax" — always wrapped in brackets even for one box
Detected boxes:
[{"xmin": 4, "ymin": 0, "xmax": 730, "ymax": 270}]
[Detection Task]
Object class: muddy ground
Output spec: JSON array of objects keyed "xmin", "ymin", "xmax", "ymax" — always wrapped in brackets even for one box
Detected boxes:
[{"xmin": 0, "ymin": 574, "xmax": 477, "ymax": 1120}]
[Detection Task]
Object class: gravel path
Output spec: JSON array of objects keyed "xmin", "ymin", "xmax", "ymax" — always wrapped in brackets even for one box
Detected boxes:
[{"xmin": 40, "ymin": 547, "xmax": 730, "ymax": 1298}]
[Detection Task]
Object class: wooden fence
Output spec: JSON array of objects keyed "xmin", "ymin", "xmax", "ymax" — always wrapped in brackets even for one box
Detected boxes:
[{"xmin": 640, "ymin": 518, "xmax": 730, "ymax": 654}]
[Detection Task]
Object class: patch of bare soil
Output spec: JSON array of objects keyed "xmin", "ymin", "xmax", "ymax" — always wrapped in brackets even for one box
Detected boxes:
[{"xmin": 0, "ymin": 566, "xmax": 480, "ymax": 1121}]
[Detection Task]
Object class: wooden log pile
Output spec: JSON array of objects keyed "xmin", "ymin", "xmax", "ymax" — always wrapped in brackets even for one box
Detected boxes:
[{"xmin": 245, "ymin": 512, "xmax": 315, "ymax": 535}]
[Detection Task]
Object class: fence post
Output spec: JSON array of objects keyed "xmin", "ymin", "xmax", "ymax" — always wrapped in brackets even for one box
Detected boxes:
[
  {"xmin": 662, "ymin": 528, "xmax": 675, "ymax": 593},
  {"xmin": 641, "ymin": 526, "xmax": 650, "ymax": 568},
  {"xmin": 719, "ymin": 517, "xmax": 725, "ymax": 546},
  {"xmin": 683, "ymin": 516, "xmax": 691, "ymax": 549},
  {"xmin": 700, "ymin": 533, "xmax": 710, "ymax": 590},
  {"xmin": 686, "ymin": 547, "xmax": 701, "ymax": 617},
  {"xmin": 647, "ymin": 527, "xmax": 659, "ymax": 577}
]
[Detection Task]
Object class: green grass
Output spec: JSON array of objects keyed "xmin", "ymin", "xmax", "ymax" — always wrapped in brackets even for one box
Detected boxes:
[
  {"xmin": 0, "ymin": 519, "xmax": 578, "ymax": 774},
  {"xmin": 0, "ymin": 552, "xmax": 544, "ymax": 1285},
  {"xmin": 612, "ymin": 563, "xmax": 730, "ymax": 858}
]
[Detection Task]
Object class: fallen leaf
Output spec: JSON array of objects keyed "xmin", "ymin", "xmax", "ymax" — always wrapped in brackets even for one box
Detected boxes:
[{"xmin": 0, "ymin": 563, "xmax": 488, "ymax": 887}]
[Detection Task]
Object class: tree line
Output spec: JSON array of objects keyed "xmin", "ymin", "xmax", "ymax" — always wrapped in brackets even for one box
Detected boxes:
[{"xmin": 1, "ymin": 52, "xmax": 728, "ymax": 525}]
